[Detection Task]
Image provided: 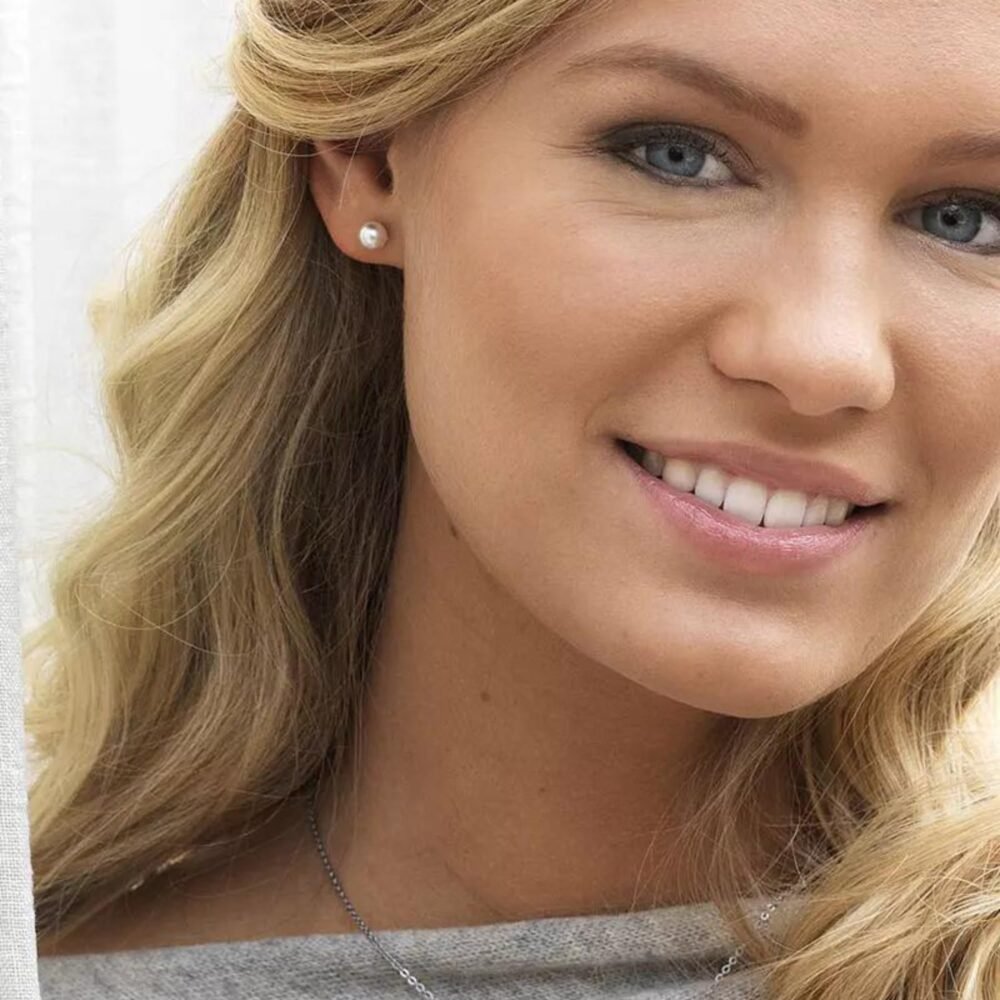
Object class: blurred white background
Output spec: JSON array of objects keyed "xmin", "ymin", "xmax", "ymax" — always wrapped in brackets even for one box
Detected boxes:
[{"xmin": 13, "ymin": 0, "xmax": 237, "ymax": 634}]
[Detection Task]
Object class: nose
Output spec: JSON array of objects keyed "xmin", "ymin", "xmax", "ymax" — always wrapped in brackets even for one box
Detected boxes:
[{"xmin": 706, "ymin": 222, "xmax": 896, "ymax": 417}]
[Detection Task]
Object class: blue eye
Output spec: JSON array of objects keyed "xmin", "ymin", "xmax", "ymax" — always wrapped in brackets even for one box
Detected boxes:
[
  {"xmin": 605, "ymin": 124, "xmax": 743, "ymax": 189},
  {"xmin": 600, "ymin": 123, "xmax": 1000, "ymax": 257},
  {"xmin": 901, "ymin": 195, "xmax": 1000, "ymax": 256}
]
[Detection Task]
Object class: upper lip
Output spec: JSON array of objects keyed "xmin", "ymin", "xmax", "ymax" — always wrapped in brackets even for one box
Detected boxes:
[{"xmin": 625, "ymin": 437, "xmax": 894, "ymax": 507}]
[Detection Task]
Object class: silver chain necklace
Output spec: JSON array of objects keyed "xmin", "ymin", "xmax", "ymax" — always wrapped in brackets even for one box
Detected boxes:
[{"xmin": 307, "ymin": 794, "xmax": 805, "ymax": 997}]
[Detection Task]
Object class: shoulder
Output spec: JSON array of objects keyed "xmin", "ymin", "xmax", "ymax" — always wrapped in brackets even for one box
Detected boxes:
[
  {"xmin": 37, "ymin": 800, "xmax": 356, "ymax": 957},
  {"xmin": 36, "ymin": 870, "xmax": 210, "ymax": 957}
]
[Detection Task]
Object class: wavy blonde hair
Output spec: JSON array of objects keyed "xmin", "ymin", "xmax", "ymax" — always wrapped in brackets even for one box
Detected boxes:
[{"xmin": 26, "ymin": 1, "xmax": 1000, "ymax": 997}]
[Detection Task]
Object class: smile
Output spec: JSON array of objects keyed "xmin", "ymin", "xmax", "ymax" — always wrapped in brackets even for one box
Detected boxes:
[
  {"xmin": 615, "ymin": 437, "xmax": 890, "ymax": 575},
  {"xmin": 620, "ymin": 440, "xmax": 882, "ymax": 529}
]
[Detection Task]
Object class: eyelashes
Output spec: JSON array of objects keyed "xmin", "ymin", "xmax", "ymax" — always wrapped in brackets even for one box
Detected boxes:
[{"xmin": 591, "ymin": 120, "xmax": 1000, "ymax": 257}]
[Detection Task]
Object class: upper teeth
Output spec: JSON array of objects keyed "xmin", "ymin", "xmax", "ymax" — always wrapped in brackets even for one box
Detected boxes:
[{"xmin": 639, "ymin": 450, "xmax": 855, "ymax": 528}]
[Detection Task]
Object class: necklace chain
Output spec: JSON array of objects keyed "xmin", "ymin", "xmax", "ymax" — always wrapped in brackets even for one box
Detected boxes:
[{"xmin": 307, "ymin": 794, "xmax": 802, "ymax": 998}]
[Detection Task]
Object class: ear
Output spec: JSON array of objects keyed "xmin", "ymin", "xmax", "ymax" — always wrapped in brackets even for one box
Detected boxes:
[{"xmin": 307, "ymin": 139, "xmax": 403, "ymax": 268}]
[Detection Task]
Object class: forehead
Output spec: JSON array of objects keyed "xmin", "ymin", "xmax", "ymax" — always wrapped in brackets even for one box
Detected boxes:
[
  {"xmin": 527, "ymin": 0, "xmax": 1000, "ymax": 111},
  {"xmin": 561, "ymin": 0, "xmax": 1000, "ymax": 57}
]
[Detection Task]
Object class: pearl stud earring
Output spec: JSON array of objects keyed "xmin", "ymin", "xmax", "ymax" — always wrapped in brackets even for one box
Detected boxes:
[{"xmin": 358, "ymin": 221, "xmax": 388, "ymax": 250}]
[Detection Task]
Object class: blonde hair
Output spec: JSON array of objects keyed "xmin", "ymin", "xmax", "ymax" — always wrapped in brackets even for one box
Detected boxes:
[{"xmin": 26, "ymin": 2, "xmax": 1000, "ymax": 997}]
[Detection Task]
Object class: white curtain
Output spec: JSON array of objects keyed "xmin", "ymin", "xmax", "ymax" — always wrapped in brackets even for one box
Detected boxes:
[
  {"xmin": 1, "ymin": 0, "xmax": 39, "ymax": 993},
  {"xmin": 1, "ymin": 0, "xmax": 236, "ymax": 994}
]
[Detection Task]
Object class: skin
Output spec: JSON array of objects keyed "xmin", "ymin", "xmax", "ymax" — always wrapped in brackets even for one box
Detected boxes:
[{"xmin": 43, "ymin": 0, "xmax": 1000, "ymax": 954}]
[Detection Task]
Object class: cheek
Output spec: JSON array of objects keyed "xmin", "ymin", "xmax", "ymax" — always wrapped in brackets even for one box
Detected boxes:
[
  {"xmin": 869, "ymin": 317, "xmax": 1000, "ymax": 631},
  {"xmin": 902, "ymin": 312, "xmax": 1000, "ymax": 508},
  {"xmin": 401, "ymin": 178, "xmax": 746, "ymax": 472}
]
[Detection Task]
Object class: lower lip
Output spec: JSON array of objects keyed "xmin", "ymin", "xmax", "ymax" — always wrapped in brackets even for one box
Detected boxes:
[{"xmin": 615, "ymin": 441, "xmax": 882, "ymax": 575}]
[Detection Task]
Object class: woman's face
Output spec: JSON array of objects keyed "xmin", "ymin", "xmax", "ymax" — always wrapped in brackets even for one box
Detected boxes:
[{"xmin": 382, "ymin": 0, "xmax": 1000, "ymax": 716}]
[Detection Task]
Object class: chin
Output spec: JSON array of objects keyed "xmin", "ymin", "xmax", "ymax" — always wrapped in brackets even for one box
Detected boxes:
[{"xmin": 599, "ymin": 618, "xmax": 844, "ymax": 719}]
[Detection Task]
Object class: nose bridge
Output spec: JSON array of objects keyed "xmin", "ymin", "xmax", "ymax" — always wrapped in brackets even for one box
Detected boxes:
[{"xmin": 710, "ymin": 202, "xmax": 896, "ymax": 417}]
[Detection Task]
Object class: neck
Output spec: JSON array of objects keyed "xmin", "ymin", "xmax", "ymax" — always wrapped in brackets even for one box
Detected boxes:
[{"xmin": 316, "ymin": 442, "xmax": 793, "ymax": 931}]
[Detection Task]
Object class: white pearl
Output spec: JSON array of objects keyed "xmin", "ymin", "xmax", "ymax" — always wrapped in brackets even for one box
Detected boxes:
[{"xmin": 358, "ymin": 221, "xmax": 387, "ymax": 249}]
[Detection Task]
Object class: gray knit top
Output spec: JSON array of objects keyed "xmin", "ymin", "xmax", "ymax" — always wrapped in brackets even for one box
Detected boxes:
[{"xmin": 38, "ymin": 893, "xmax": 806, "ymax": 999}]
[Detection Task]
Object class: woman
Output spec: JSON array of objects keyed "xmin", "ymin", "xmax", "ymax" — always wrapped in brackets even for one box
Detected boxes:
[{"xmin": 28, "ymin": 0, "xmax": 1000, "ymax": 997}]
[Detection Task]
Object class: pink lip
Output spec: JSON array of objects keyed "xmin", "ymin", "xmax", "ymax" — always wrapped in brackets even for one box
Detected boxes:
[
  {"xmin": 625, "ymin": 437, "xmax": 893, "ymax": 507},
  {"xmin": 616, "ymin": 443, "xmax": 884, "ymax": 575}
]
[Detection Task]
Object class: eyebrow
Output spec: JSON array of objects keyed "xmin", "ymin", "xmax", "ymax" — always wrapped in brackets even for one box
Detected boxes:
[{"xmin": 557, "ymin": 41, "xmax": 1000, "ymax": 167}]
